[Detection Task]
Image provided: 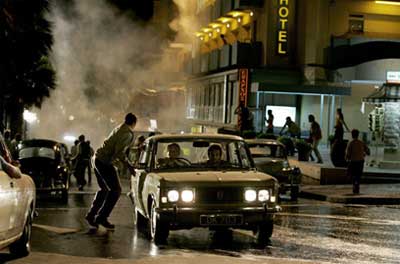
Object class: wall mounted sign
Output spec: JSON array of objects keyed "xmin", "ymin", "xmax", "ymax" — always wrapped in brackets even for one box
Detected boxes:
[
  {"xmin": 267, "ymin": 0, "xmax": 296, "ymax": 67},
  {"xmin": 238, "ymin": 68, "xmax": 249, "ymax": 106},
  {"xmin": 277, "ymin": 0, "xmax": 289, "ymax": 55}
]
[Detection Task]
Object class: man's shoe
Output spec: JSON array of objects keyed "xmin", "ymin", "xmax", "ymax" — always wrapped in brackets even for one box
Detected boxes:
[
  {"xmin": 78, "ymin": 185, "xmax": 84, "ymax": 191},
  {"xmin": 96, "ymin": 219, "xmax": 115, "ymax": 230},
  {"xmin": 85, "ymin": 215, "xmax": 98, "ymax": 228}
]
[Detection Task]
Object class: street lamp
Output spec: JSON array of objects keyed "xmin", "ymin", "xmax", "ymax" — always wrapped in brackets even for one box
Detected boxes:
[{"xmin": 23, "ymin": 109, "xmax": 37, "ymax": 124}]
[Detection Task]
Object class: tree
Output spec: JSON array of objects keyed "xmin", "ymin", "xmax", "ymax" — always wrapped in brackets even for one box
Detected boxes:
[{"xmin": 0, "ymin": 0, "xmax": 55, "ymax": 134}]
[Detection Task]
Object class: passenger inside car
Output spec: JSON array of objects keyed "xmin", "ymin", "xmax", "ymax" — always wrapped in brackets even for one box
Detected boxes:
[
  {"xmin": 206, "ymin": 145, "xmax": 229, "ymax": 167},
  {"xmin": 158, "ymin": 143, "xmax": 190, "ymax": 168}
]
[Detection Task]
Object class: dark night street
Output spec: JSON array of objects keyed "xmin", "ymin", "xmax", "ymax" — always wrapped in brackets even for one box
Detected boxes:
[{"xmin": 1, "ymin": 180, "xmax": 399, "ymax": 264}]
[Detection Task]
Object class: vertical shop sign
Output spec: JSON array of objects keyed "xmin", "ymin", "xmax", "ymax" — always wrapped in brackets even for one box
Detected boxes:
[
  {"xmin": 238, "ymin": 68, "xmax": 249, "ymax": 106},
  {"xmin": 237, "ymin": 68, "xmax": 249, "ymax": 128}
]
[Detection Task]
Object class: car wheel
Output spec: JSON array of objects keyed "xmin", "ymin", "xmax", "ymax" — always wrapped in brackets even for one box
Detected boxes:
[
  {"xmin": 256, "ymin": 221, "xmax": 273, "ymax": 246},
  {"xmin": 61, "ymin": 190, "xmax": 68, "ymax": 203},
  {"xmin": 9, "ymin": 210, "xmax": 32, "ymax": 257},
  {"xmin": 149, "ymin": 200, "xmax": 169, "ymax": 244},
  {"xmin": 290, "ymin": 186, "xmax": 299, "ymax": 201}
]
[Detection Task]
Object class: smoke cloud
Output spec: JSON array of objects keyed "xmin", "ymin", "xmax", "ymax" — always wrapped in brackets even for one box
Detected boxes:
[{"xmin": 29, "ymin": 0, "xmax": 197, "ymax": 148}]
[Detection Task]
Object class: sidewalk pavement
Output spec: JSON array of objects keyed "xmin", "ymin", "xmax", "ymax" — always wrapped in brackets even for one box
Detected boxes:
[
  {"xmin": 289, "ymin": 145, "xmax": 400, "ymax": 204},
  {"xmin": 300, "ymin": 184, "xmax": 400, "ymax": 204}
]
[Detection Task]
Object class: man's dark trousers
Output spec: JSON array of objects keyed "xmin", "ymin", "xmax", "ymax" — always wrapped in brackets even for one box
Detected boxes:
[
  {"xmin": 87, "ymin": 158, "xmax": 122, "ymax": 222},
  {"xmin": 348, "ymin": 160, "xmax": 364, "ymax": 194}
]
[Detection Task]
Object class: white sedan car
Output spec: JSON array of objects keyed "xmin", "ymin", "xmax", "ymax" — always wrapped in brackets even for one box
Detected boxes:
[{"xmin": 0, "ymin": 140, "xmax": 36, "ymax": 257}]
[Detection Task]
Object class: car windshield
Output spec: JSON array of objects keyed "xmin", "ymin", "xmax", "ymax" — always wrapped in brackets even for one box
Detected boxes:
[
  {"xmin": 19, "ymin": 147, "xmax": 56, "ymax": 160},
  {"xmin": 247, "ymin": 143, "xmax": 286, "ymax": 158},
  {"xmin": 152, "ymin": 138, "xmax": 253, "ymax": 171}
]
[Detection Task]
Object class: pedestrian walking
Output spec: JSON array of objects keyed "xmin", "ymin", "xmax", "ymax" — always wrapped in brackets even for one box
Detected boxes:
[
  {"xmin": 266, "ymin": 110, "xmax": 274, "ymax": 134},
  {"xmin": 234, "ymin": 102, "xmax": 250, "ymax": 133},
  {"xmin": 279, "ymin": 117, "xmax": 300, "ymax": 156},
  {"xmin": 74, "ymin": 135, "xmax": 92, "ymax": 191},
  {"xmin": 70, "ymin": 140, "xmax": 79, "ymax": 173},
  {"xmin": 279, "ymin": 117, "xmax": 301, "ymax": 138},
  {"xmin": 85, "ymin": 113, "xmax": 137, "ymax": 230},
  {"xmin": 86, "ymin": 140, "xmax": 94, "ymax": 184},
  {"xmin": 308, "ymin": 114, "xmax": 323, "ymax": 164},
  {"xmin": 345, "ymin": 129, "xmax": 370, "ymax": 194},
  {"xmin": 333, "ymin": 108, "xmax": 350, "ymax": 143}
]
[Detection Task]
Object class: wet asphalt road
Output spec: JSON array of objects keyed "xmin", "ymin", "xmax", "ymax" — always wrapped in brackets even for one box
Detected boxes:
[{"xmin": 2, "ymin": 182, "xmax": 400, "ymax": 264}]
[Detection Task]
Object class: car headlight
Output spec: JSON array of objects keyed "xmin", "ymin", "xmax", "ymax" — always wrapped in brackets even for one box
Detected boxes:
[
  {"xmin": 181, "ymin": 190, "xmax": 194, "ymax": 202},
  {"xmin": 245, "ymin": 189, "xmax": 257, "ymax": 202},
  {"xmin": 167, "ymin": 190, "xmax": 179, "ymax": 202},
  {"xmin": 258, "ymin": 189, "xmax": 270, "ymax": 202}
]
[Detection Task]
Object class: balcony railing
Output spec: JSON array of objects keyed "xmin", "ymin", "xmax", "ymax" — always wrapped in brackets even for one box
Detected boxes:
[{"xmin": 186, "ymin": 41, "xmax": 262, "ymax": 75}]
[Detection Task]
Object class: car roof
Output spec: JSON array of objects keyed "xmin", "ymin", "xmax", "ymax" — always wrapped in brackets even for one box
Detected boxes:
[
  {"xmin": 148, "ymin": 133, "xmax": 244, "ymax": 142},
  {"xmin": 245, "ymin": 138, "xmax": 285, "ymax": 146},
  {"xmin": 20, "ymin": 139, "xmax": 60, "ymax": 148}
]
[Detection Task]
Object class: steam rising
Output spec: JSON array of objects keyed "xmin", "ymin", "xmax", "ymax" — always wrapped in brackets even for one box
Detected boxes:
[{"xmin": 29, "ymin": 0, "xmax": 197, "ymax": 148}]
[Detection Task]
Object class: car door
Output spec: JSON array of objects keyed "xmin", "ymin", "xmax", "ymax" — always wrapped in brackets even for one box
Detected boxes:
[
  {"xmin": 134, "ymin": 141, "xmax": 152, "ymax": 214},
  {"xmin": 0, "ymin": 168, "xmax": 17, "ymax": 241}
]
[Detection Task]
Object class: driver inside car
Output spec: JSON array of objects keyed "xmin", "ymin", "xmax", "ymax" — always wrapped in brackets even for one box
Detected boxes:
[{"xmin": 158, "ymin": 143, "xmax": 188, "ymax": 168}]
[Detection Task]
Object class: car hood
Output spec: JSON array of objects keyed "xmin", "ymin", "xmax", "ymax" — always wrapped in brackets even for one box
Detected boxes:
[{"xmin": 156, "ymin": 170, "xmax": 276, "ymax": 183}]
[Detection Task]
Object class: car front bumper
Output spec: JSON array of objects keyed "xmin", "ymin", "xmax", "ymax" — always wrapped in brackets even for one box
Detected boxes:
[{"xmin": 156, "ymin": 205, "xmax": 281, "ymax": 230}]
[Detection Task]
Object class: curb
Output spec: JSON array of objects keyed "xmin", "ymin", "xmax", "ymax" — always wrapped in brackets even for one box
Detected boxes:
[{"xmin": 300, "ymin": 190, "xmax": 400, "ymax": 205}]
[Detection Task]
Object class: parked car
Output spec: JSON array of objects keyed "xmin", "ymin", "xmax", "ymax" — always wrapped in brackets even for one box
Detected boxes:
[
  {"xmin": 0, "ymin": 135, "xmax": 36, "ymax": 256},
  {"xmin": 18, "ymin": 139, "xmax": 70, "ymax": 202},
  {"xmin": 245, "ymin": 139, "xmax": 302, "ymax": 201},
  {"xmin": 128, "ymin": 134, "xmax": 280, "ymax": 245}
]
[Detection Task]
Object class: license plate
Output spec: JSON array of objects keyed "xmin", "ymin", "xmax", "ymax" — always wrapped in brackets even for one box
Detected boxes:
[{"xmin": 200, "ymin": 214, "xmax": 243, "ymax": 226}]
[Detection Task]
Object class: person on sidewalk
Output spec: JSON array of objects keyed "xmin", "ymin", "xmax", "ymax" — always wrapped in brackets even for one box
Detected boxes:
[
  {"xmin": 85, "ymin": 113, "xmax": 137, "ymax": 230},
  {"xmin": 308, "ymin": 114, "xmax": 323, "ymax": 164},
  {"xmin": 345, "ymin": 129, "xmax": 370, "ymax": 194},
  {"xmin": 265, "ymin": 110, "xmax": 274, "ymax": 134}
]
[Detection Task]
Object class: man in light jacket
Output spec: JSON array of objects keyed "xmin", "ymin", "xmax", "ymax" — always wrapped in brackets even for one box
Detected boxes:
[{"xmin": 86, "ymin": 113, "xmax": 137, "ymax": 229}]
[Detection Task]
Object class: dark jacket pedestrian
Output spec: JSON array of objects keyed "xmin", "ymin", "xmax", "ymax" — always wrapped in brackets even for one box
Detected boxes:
[
  {"xmin": 334, "ymin": 108, "xmax": 350, "ymax": 143},
  {"xmin": 308, "ymin": 114, "xmax": 323, "ymax": 163},
  {"xmin": 74, "ymin": 135, "xmax": 92, "ymax": 190},
  {"xmin": 266, "ymin": 110, "xmax": 274, "ymax": 134},
  {"xmin": 345, "ymin": 129, "xmax": 370, "ymax": 194},
  {"xmin": 234, "ymin": 102, "xmax": 251, "ymax": 132},
  {"xmin": 86, "ymin": 113, "xmax": 137, "ymax": 230}
]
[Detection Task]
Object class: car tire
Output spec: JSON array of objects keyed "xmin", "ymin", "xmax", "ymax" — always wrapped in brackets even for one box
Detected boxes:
[
  {"xmin": 61, "ymin": 190, "xmax": 68, "ymax": 203},
  {"xmin": 256, "ymin": 221, "xmax": 273, "ymax": 246},
  {"xmin": 9, "ymin": 210, "xmax": 32, "ymax": 257},
  {"xmin": 149, "ymin": 200, "xmax": 169, "ymax": 244}
]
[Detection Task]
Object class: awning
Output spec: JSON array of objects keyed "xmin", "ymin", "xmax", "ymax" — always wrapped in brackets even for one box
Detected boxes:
[{"xmin": 363, "ymin": 83, "xmax": 400, "ymax": 103}]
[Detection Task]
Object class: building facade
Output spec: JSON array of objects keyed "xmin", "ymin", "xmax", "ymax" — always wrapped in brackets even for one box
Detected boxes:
[{"xmin": 184, "ymin": 0, "xmax": 400, "ymax": 162}]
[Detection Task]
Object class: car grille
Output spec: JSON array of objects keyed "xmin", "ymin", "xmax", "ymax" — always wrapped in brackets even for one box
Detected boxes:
[{"xmin": 196, "ymin": 187, "xmax": 243, "ymax": 204}]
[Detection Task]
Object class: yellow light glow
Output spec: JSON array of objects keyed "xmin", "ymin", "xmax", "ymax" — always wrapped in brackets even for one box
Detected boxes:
[
  {"xmin": 201, "ymin": 27, "xmax": 212, "ymax": 33},
  {"xmin": 375, "ymin": 0, "xmax": 400, "ymax": 5},
  {"xmin": 250, "ymin": 11, "xmax": 254, "ymax": 16}
]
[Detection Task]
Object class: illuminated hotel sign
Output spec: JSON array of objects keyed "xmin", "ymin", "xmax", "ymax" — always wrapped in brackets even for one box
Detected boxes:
[
  {"xmin": 277, "ymin": 0, "xmax": 289, "ymax": 55},
  {"xmin": 387, "ymin": 71, "xmax": 400, "ymax": 84},
  {"xmin": 267, "ymin": 0, "xmax": 296, "ymax": 66},
  {"xmin": 238, "ymin": 68, "xmax": 249, "ymax": 106}
]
